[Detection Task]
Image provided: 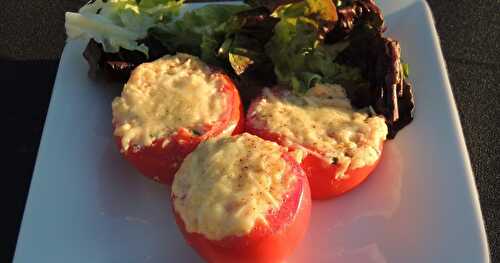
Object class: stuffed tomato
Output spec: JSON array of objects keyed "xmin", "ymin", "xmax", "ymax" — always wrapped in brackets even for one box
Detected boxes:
[
  {"xmin": 171, "ymin": 133, "xmax": 311, "ymax": 263},
  {"xmin": 112, "ymin": 53, "xmax": 243, "ymax": 184},
  {"xmin": 246, "ymin": 84, "xmax": 388, "ymax": 199}
]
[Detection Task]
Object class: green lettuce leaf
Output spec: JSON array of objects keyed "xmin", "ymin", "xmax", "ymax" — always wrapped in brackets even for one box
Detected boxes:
[
  {"xmin": 216, "ymin": 8, "xmax": 278, "ymax": 75},
  {"xmin": 65, "ymin": 0, "xmax": 183, "ymax": 55},
  {"xmin": 272, "ymin": 0, "xmax": 337, "ymax": 22},
  {"xmin": 266, "ymin": 2, "xmax": 361, "ymax": 93},
  {"xmin": 402, "ymin": 63, "xmax": 410, "ymax": 79},
  {"xmin": 149, "ymin": 4, "xmax": 248, "ymax": 64}
]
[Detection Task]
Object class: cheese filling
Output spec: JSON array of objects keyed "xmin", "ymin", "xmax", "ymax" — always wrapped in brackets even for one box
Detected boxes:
[
  {"xmin": 172, "ymin": 133, "xmax": 297, "ymax": 240},
  {"xmin": 112, "ymin": 53, "xmax": 228, "ymax": 151},
  {"xmin": 250, "ymin": 83, "xmax": 388, "ymax": 179}
]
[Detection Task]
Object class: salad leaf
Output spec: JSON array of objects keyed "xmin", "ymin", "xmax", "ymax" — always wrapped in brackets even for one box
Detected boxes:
[
  {"xmin": 244, "ymin": 0, "xmax": 302, "ymax": 11},
  {"xmin": 149, "ymin": 4, "xmax": 248, "ymax": 64},
  {"xmin": 65, "ymin": 0, "xmax": 183, "ymax": 55},
  {"xmin": 402, "ymin": 63, "xmax": 410, "ymax": 79},
  {"xmin": 266, "ymin": 2, "xmax": 360, "ymax": 93},
  {"xmin": 266, "ymin": 16, "xmax": 319, "ymax": 92},
  {"xmin": 336, "ymin": 29, "xmax": 415, "ymax": 138},
  {"xmin": 229, "ymin": 52, "xmax": 254, "ymax": 75},
  {"xmin": 326, "ymin": 0, "xmax": 384, "ymax": 43},
  {"xmin": 304, "ymin": 0, "xmax": 338, "ymax": 22},
  {"xmin": 82, "ymin": 36, "xmax": 168, "ymax": 81},
  {"xmin": 222, "ymin": 8, "xmax": 278, "ymax": 75},
  {"xmin": 223, "ymin": 7, "xmax": 280, "ymax": 43},
  {"xmin": 219, "ymin": 8, "xmax": 279, "ymax": 106}
]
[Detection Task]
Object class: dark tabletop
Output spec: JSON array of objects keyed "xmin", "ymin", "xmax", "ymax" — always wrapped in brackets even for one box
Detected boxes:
[{"xmin": 1, "ymin": 0, "xmax": 498, "ymax": 262}]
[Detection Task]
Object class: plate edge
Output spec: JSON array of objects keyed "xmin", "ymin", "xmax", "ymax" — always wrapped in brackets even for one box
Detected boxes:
[
  {"xmin": 419, "ymin": 0, "xmax": 491, "ymax": 261},
  {"xmin": 12, "ymin": 42, "xmax": 76, "ymax": 263}
]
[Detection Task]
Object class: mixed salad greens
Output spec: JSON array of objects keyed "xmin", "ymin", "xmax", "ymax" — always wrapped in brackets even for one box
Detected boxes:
[
  {"xmin": 65, "ymin": 0, "xmax": 184, "ymax": 54},
  {"xmin": 65, "ymin": 0, "xmax": 415, "ymax": 138}
]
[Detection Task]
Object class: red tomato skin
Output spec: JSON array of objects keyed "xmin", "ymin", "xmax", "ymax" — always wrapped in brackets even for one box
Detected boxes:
[
  {"xmin": 115, "ymin": 74, "xmax": 243, "ymax": 185},
  {"xmin": 233, "ymin": 93, "xmax": 246, "ymax": 135},
  {"xmin": 172, "ymin": 153, "xmax": 311, "ymax": 263},
  {"xmin": 300, "ymin": 144, "xmax": 383, "ymax": 199},
  {"xmin": 246, "ymin": 94, "xmax": 384, "ymax": 199}
]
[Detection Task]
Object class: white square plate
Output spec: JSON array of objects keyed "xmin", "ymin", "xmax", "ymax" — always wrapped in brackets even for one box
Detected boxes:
[{"xmin": 14, "ymin": 1, "xmax": 490, "ymax": 262}]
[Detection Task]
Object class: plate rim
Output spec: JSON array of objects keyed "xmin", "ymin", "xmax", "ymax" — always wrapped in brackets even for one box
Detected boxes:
[{"xmin": 418, "ymin": 0, "xmax": 490, "ymax": 259}]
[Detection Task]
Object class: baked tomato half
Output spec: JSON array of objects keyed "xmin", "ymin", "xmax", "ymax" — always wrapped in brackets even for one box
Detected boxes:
[
  {"xmin": 246, "ymin": 84, "xmax": 388, "ymax": 199},
  {"xmin": 171, "ymin": 134, "xmax": 311, "ymax": 263},
  {"xmin": 112, "ymin": 54, "xmax": 243, "ymax": 185}
]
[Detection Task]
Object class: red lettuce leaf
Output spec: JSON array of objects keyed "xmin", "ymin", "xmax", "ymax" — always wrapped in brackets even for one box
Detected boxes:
[
  {"xmin": 336, "ymin": 30, "xmax": 415, "ymax": 139},
  {"xmin": 82, "ymin": 37, "xmax": 169, "ymax": 82}
]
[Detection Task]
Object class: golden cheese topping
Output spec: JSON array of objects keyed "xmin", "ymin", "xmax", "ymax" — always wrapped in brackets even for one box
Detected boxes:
[
  {"xmin": 250, "ymin": 83, "xmax": 388, "ymax": 178},
  {"xmin": 172, "ymin": 133, "xmax": 297, "ymax": 240},
  {"xmin": 112, "ymin": 53, "xmax": 228, "ymax": 151}
]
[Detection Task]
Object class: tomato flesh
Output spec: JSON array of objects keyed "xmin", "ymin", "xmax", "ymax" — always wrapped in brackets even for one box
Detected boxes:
[
  {"xmin": 116, "ymin": 73, "xmax": 243, "ymax": 185},
  {"xmin": 172, "ymin": 152, "xmax": 311, "ymax": 263}
]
